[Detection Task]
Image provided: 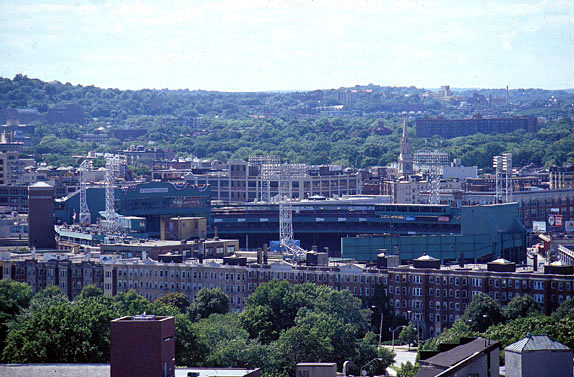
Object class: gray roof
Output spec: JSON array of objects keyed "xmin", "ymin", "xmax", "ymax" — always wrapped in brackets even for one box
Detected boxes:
[
  {"xmin": 0, "ymin": 364, "xmax": 109, "ymax": 377},
  {"xmin": 422, "ymin": 338, "xmax": 498, "ymax": 368},
  {"xmin": 505, "ymin": 335, "xmax": 572, "ymax": 353},
  {"xmin": 0, "ymin": 364, "xmax": 258, "ymax": 377}
]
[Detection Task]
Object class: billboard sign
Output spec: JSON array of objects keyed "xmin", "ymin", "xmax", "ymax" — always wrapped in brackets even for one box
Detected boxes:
[
  {"xmin": 438, "ymin": 216, "xmax": 450, "ymax": 222},
  {"xmin": 532, "ymin": 221, "xmax": 547, "ymax": 233},
  {"xmin": 555, "ymin": 215, "xmax": 563, "ymax": 227},
  {"xmin": 548, "ymin": 215, "xmax": 555, "ymax": 226},
  {"xmin": 565, "ymin": 220, "xmax": 574, "ymax": 233}
]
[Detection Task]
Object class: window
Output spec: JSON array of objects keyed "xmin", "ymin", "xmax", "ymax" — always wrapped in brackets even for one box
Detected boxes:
[
  {"xmin": 533, "ymin": 281, "xmax": 544, "ymax": 290},
  {"xmin": 534, "ymin": 294, "xmax": 544, "ymax": 303}
]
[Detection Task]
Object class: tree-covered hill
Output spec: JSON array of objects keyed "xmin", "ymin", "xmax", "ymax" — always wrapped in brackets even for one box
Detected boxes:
[{"xmin": 2, "ymin": 75, "xmax": 574, "ymax": 170}]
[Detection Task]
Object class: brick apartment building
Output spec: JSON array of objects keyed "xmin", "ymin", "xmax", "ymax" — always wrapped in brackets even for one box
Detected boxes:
[
  {"xmin": 416, "ymin": 117, "xmax": 538, "ymax": 139},
  {"xmin": 4, "ymin": 251, "xmax": 574, "ymax": 340}
]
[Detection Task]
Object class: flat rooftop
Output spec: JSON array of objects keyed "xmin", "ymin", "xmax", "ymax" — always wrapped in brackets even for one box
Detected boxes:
[{"xmin": 0, "ymin": 365, "xmax": 258, "ymax": 377}]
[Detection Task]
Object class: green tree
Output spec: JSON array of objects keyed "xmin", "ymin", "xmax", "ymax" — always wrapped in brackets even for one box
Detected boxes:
[
  {"xmin": 189, "ymin": 288, "xmax": 229, "ymax": 321},
  {"xmin": 172, "ymin": 313, "xmax": 204, "ymax": 367},
  {"xmin": 461, "ymin": 293, "xmax": 504, "ymax": 332},
  {"xmin": 239, "ymin": 280, "xmax": 308, "ymax": 342},
  {"xmin": 2, "ymin": 299, "xmax": 116, "ymax": 363},
  {"xmin": 552, "ymin": 298, "xmax": 574, "ymax": 320},
  {"xmin": 0, "ymin": 280, "xmax": 32, "ymax": 356},
  {"xmin": 75, "ymin": 284, "xmax": 104, "ymax": 301},
  {"xmin": 419, "ymin": 319, "xmax": 475, "ymax": 352},
  {"xmin": 29, "ymin": 285, "xmax": 69, "ymax": 311},
  {"xmin": 112, "ymin": 290, "xmax": 151, "ymax": 315},
  {"xmin": 396, "ymin": 361, "xmax": 419, "ymax": 377},
  {"xmin": 352, "ymin": 332, "xmax": 395, "ymax": 376},
  {"xmin": 154, "ymin": 293, "xmax": 191, "ymax": 314},
  {"xmin": 398, "ymin": 323, "xmax": 417, "ymax": 349},
  {"xmin": 504, "ymin": 295, "xmax": 541, "ymax": 321}
]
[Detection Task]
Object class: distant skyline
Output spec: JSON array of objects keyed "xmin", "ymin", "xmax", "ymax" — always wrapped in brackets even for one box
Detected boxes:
[{"xmin": 1, "ymin": 0, "xmax": 572, "ymax": 92}]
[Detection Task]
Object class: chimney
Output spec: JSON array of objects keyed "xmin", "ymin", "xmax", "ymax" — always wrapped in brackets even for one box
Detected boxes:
[
  {"xmin": 257, "ymin": 248, "xmax": 263, "ymax": 264},
  {"xmin": 533, "ymin": 254, "xmax": 538, "ymax": 272},
  {"xmin": 459, "ymin": 252, "xmax": 464, "ymax": 268}
]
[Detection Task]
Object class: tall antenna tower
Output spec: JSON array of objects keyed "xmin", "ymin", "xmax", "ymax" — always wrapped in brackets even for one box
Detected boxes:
[
  {"xmin": 279, "ymin": 163, "xmax": 307, "ymax": 258},
  {"xmin": 249, "ymin": 155, "xmax": 280, "ymax": 203},
  {"xmin": 102, "ymin": 155, "xmax": 121, "ymax": 233},
  {"xmin": 79, "ymin": 159, "xmax": 93, "ymax": 226}
]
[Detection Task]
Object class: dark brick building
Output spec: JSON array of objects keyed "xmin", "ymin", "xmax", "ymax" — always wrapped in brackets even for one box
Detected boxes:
[
  {"xmin": 28, "ymin": 182, "xmax": 55, "ymax": 249},
  {"xmin": 110, "ymin": 315, "xmax": 175, "ymax": 377},
  {"xmin": 416, "ymin": 117, "xmax": 538, "ymax": 138}
]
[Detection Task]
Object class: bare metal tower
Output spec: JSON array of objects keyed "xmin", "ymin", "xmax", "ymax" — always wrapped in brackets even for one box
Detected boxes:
[
  {"xmin": 420, "ymin": 151, "xmax": 445, "ymax": 205},
  {"xmin": 79, "ymin": 159, "xmax": 92, "ymax": 226},
  {"xmin": 493, "ymin": 155, "xmax": 504, "ymax": 203},
  {"xmin": 503, "ymin": 153, "xmax": 513, "ymax": 203},
  {"xmin": 279, "ymin": 163, "xmax": 307, "ymax": 258},
  {"xmin": 493, "ymin": 153, "xmax": 512, "ymax": 203},
  {"xmin": 103, "ymin": 155, "xmax": 121, "ymax": 233},
  {"xmin": 249, "ymin": 155, "xmax": 280, "ymax": 203}
]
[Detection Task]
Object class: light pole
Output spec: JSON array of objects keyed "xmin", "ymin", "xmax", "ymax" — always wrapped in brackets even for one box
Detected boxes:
[
  {"xmin": 389, "ymin": 325, "xmax": 406, "ymax": 350},
  {"xmin": 372, "ymin": 305, "xmax": 383, "ymax": 348},
  {"xmin": 361, "ymin": 357, "xmax": 382, "ymax": 376}
]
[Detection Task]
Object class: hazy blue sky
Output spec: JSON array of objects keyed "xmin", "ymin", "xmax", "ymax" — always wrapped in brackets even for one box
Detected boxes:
[{"xmin": 1, "ymin": 0, "xmax": 572, "ymax": 91}]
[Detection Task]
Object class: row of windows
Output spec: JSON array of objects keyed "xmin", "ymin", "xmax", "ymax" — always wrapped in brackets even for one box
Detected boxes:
[{"xmin": 117, "ymin": 269, "xmax": 246, "ymax": 281}]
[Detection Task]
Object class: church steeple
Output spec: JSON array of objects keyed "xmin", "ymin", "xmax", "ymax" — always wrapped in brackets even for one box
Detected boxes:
[
  {"xmin": 398, "ymin": 119, "xmax": 413, "ymax": 176},
  {"xmin": 402, "ymin": 117, "xmax": 408, "ymax": 138}
]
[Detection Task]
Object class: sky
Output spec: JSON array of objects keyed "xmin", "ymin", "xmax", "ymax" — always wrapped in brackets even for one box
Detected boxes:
[{"xmin": 0, "ymin": 0, "xmax": 572, "ymax": 91}]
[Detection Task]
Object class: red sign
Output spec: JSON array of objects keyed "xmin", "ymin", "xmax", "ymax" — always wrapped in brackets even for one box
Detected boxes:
[
  {"xmin": 438, "ymin": 216, "xmax": 450, "ymax": 222},
  {"xmin": 555, "ymin": 215, "xmax": 563, "ymax": 227}
]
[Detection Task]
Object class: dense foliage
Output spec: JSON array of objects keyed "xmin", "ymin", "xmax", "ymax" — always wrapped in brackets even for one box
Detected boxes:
[
  {"xmin": 0, "ymin": 281, "xmax": 395, "ymax": 377},
  {"xmin": 420, "ymin": 294, "xmax": 574, "ymax": 366},
  {"xmin": 2, "ymin": 75, "xmax": 574, "ymax": 170}
]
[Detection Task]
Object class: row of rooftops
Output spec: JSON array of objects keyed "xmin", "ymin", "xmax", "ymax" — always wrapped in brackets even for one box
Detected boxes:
[{"xmin": 4, "ymin": 248, "xmax": 574, "ymax": 278}]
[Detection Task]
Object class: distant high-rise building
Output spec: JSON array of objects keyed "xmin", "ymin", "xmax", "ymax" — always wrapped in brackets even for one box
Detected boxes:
[
  {"xmin": 28, "ymin": 182, "xmax": 55, "ymax": 249},
  {"xmin": 47, "ymin": 104, "xmax": 84, "ymax": 124},
  {"xmin": 416, "ymin": 116, "xmax": 538, "ymax": 138},
  {"xmin": 398, "ymin": 119, "xmax": 414, "ymax": 176},
  {"xmin": 110, "ymin": 315, "xmax": 175, "ymax": 377}
]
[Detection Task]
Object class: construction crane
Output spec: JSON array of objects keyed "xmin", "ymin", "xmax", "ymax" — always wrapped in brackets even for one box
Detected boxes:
[{"xmin": 79, "ymin": 159, "xmax": 92, "ymax": 226}]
